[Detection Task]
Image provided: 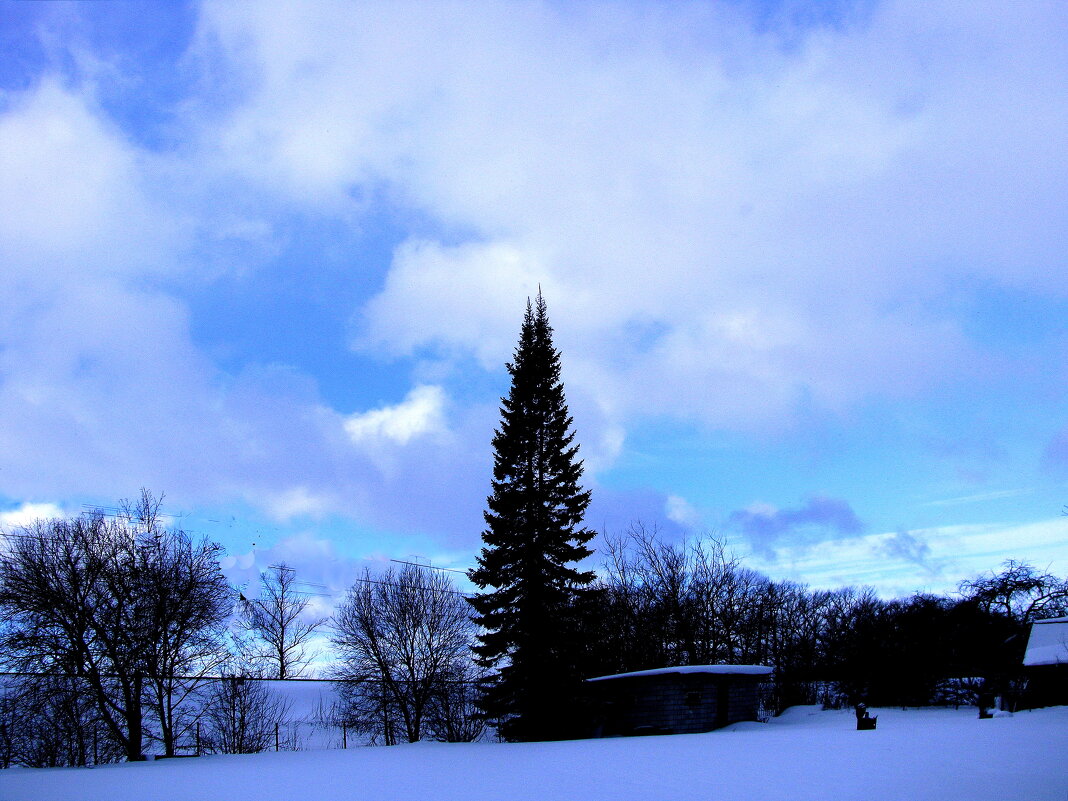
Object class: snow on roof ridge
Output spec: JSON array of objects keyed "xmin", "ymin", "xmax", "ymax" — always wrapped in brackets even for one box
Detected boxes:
[
  {"xmin": 586, "ymin": 664, "xmax": 775, "ymax": 682},
  {"xmin": 1023, "ymin": 617, "xmax": 1068, "ymax": 666}
]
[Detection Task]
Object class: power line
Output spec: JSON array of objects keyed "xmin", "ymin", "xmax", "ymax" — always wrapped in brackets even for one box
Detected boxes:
[
  {"xmin": 390, "ymin": 558, "xmax": 470, "ymax": 576},
  {"xmin": 352, "ymin": 572, "xmax": 469, "ymax": 598},
  {"xmin": 80, "ymin": 504, "xmax": 182, "ymax": 520}
]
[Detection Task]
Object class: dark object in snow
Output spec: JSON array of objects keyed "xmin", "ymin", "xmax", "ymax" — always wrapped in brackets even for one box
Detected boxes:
[
  {"xmin": 584, "ymin": 665, "xmax": 774, "ymax": 737},
  {"xmin": 855, "ymin": 703, "xmax": 877, "ymax": 729},
  {"xmin": 977, "ymin": 689, "xmax": 996, "ymax": 718}
]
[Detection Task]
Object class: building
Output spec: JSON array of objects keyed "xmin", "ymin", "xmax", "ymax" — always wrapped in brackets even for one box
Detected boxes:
[
  {"xmin": 1022, "ymin": 616, "xmax": 1068, "ymax": 708},
  {"xmin": 584, "ymin": 665, "xmax": 774, "ymax": 737}
]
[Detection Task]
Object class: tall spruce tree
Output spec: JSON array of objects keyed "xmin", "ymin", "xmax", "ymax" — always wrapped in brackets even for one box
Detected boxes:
[{"xmin": 468, "ymin": 292, "xmax": 596, "ymax": 741}]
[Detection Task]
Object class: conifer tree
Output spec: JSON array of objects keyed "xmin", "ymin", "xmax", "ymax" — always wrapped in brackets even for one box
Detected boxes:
[{"xmin": 468, "ymin": 292, "xmax": 596, "ymax": 741}]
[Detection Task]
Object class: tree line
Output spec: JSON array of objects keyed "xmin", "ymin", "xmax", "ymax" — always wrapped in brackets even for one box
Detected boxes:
[
  {"xmin": 0, "ymin": 490, "xmax": 487, "ymax": 765},
  {"xmin": 3, "ymin": 293, "xmax": 1066, "ymax": 763},
  {"xmin": 577, "ymin": 524, "xmax": 1067, "ymax": 714},
  {"xmin": 1, "ymin": 489, "xmax": 1063, "ymax": 765}
]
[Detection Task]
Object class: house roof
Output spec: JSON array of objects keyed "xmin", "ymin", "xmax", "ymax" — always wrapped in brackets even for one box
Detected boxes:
[
  {"xmin": 586, "ymin": 664, "xmax": 774, "ymax": 682},
  {"xmin": 1023, "ymin": 617, "xmax": 1068, "ymax": 666}
]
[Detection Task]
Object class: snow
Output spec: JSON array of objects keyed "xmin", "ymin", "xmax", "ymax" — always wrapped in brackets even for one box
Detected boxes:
[
  {"xmin": 258, "ymin": 678, "xmax": 337, "ymax": 715},
  {"xmin": 4, "ymin": 705, "xmax": 1067, "ymax": 801},
  {"xmin": 586, "ymin": 664, "xmax": 774, "ymax": 682},
  {"xmin": 257, "ymin": 678, "xmax": 342, "ymax": 750},
  {"xmin": 1023, "ymin": 618, "xmax": 1068, "ymax": 666}
]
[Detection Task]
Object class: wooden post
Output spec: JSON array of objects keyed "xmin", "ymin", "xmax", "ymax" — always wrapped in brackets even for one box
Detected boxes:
[
  {"xmin": 275, "ymin": 722, "xmax": 280, "ymax": 751},
  {"xmin": 196, "ymin": 722, "xmax": 201, "ymax": 757},
  {"xmin": 342, "ymin": 724, "xmax": 347, "ymax": 749}
]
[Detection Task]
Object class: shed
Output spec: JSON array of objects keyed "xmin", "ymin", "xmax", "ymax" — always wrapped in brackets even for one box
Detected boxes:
[
  {"xmin": 1022, "ymin": 616, "xmax": 1068, "ymax": 708},
  {"xmin": 584, "ymin": 665, "xmax": 773, "ymax": 737}
]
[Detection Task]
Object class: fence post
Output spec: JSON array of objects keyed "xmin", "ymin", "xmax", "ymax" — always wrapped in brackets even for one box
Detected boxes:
[
  {"xmin": 343, "ymin": 724, "xmax": 347, "ymax": 749},
  {"xmin": 275, "ymin": 722, "xmax": 279, "ymax": 752},
  {"xmin": 196, "ymin": 722, "xmax": 201, "ymax": 757}
]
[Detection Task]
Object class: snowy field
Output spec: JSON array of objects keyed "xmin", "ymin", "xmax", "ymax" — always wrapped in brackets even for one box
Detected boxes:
[{"xmin": 3, "ymin": 705, "xmax": 1066, "ymax": 801}]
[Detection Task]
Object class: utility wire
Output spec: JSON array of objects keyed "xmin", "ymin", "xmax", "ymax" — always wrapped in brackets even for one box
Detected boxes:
[
  {"xmin": 351, "ymin": 575, "xmax": 472, "ymax": 598},
  {"xmin": 390, "ymin": 558, "xmax": 471, "ymax": 576}
]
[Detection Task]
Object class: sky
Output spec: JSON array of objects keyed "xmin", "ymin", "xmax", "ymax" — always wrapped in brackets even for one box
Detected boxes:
[{"xmin": 1, "ymin": 0, "xmax": 1067, "ymax": 606}]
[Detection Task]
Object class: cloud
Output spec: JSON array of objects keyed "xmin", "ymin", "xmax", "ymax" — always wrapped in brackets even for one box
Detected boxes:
[
  {"xmin": 344, "ymin": 384, "xmax": 448, "ymax": 446},
  {"xmin": 0, "ymin": 78, "xmax": 177, "ymax": 277},
  {"xmin": 262, "ymin": 487, "xmax": 333, "ymax": 523},
  {"xmin": 923, "ymin": 488, "xmax": 1033, "ymax": 507},
  {"xmin": 585, "ymin": 487, "xmax": 692, "ymax": 543},
  {"xmin": 728, "ymin": 495, "xmax": 864, "ymax": 558},
  {"xmin": 0, "ymin": 77, "xmax": 484, "ymax": 542},
  {"xmin": 4, "ymin": 1, "xmax": 1068, "ymax": 567},
  {"xmin": 747, "ymin": 517, "xmax": 1068, "ymax": 599},
  {"xmin": 184, "ymin": 0, "xmax": 1068, "ymax": 444},
  {"xmin": 357, "ymin": 241, "xmax": 549, "ymax": 368},
  {"xmin": 0, "ymin": 502, "xmax": 65, "ymax": 530},
  {"xmin": 218, "ymin": 530, "xmax": 479, "ymax": 646},
  {"xmin": 665, "ymin": 494, "xmax": 702, "ymax": 529},
  {"xmin": 220, "ymin": 531, "xmax": 358, "ymax": 600},
  {"xmin": 876, "ymin": 529, "xmax": 944, "ymax": 577},
  {"xmin": 218, "ymin": 532, "xmax": 363, "ymax": 660}
]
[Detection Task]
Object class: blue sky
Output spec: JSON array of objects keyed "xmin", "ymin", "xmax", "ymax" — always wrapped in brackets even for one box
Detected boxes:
[{"xmin": 1, "ymin": 0, "xmax": 1067, "ymax": 605}]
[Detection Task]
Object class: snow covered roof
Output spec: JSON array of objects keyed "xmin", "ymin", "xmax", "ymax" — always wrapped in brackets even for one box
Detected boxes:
[
  {"xmin": 1023, "ymin": 617, "xmax": 1068, "ymax": 667},
  {"xmin": 586, "ymin": 664, "xmax": 774, "ymax": 682}
]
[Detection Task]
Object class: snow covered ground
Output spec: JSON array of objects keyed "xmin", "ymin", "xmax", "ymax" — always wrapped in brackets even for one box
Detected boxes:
[{"xmin": 3, "ymin": 705, "xmax": 1066, "ymax": 801}]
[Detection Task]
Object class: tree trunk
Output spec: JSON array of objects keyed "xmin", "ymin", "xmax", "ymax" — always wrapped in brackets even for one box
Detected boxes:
[{"xmin": 125, "ymin": 674, "xmax": 145, "ymax": 761}]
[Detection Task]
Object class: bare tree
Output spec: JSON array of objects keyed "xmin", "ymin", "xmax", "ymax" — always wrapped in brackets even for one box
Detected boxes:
[
  {"xmin": 333, "ymin": 677, "xmax": 402, "ymax": 746},
  {"xmin": 240, "ymin": 563, "xmax": 326, "ymax": 679},
  {"xmin": 1, "ymin": 674, "xmax": 123, "ymax": 768},
  {"xmin": 202, "ymin": 673, "xmax": 291, "ymax": 754},
  {"xmin": 108, "ymin": 490, "xmax": 235, "ymax": 757},
  {"xmin": 0, "ymin": 491, "xmax": 232, "ymax": 761},
  {"xmin": 595, "ymin": 524, "xmax": 831, "ymax": 710},
  {"xmin": 0, "ymin": 512, "xmax": 148, "ymax": 761},
  {"xmin": 959, "ymin": 560, "xmax": 1068, "ymax": 623},
  {"xmin": 0, "ymin": 683, "xmax": 16, "ymax": 769},
  {"xmin": 331, "ymin": 564, "xmax": 475, "ymax": 744},
  {"xmin": 424, "ymin": 662, "xmax": 487, "ymax": 743},
  {"xmin": 599, "ymin": 523, "xmax": 759, "ymax": 669},
  {"xmin": 599, "ymin": 522, "xmax": 692, "ymax": 670}
]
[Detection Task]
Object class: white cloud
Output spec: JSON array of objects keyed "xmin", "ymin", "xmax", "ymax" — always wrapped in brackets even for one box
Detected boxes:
[
  {"xmin": 924, "ymin": 489, "xmax": 1035, "ymax": 507},
  {"xmin": 745, "ymin": 516, "xmax": 1068, "ymax": 598},
  {"xmin": 0, "ymin": 502, "xmax": 65, "ymax": 529},
  {"xmin": 4, "ymin": 1, "xmax": 1068, "ymax": 565},
  {"xmin": 0, "ymin": 78, "xmax": 177, "ymax": 281},
  {"xmin": 344, "ymin": 384, "xmax": 448, "ymax": 446},
  {"xmin": 263, "ymin": 487, "xmax": 332, "ymax": 523},
  {"xmin": 357, "ymin": 242, "xmax": 546, "ymax": 369},
  {"xmin": 665, "ymin": 495, "xmax": 701, "ymax": 529},
  {"xmin": 188, "ymin": 0, "xmax": 1068, "ymax": 443},
  {"xmin": 0, "ymin": 77, "xmax": 478, "ymax": 537}
]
